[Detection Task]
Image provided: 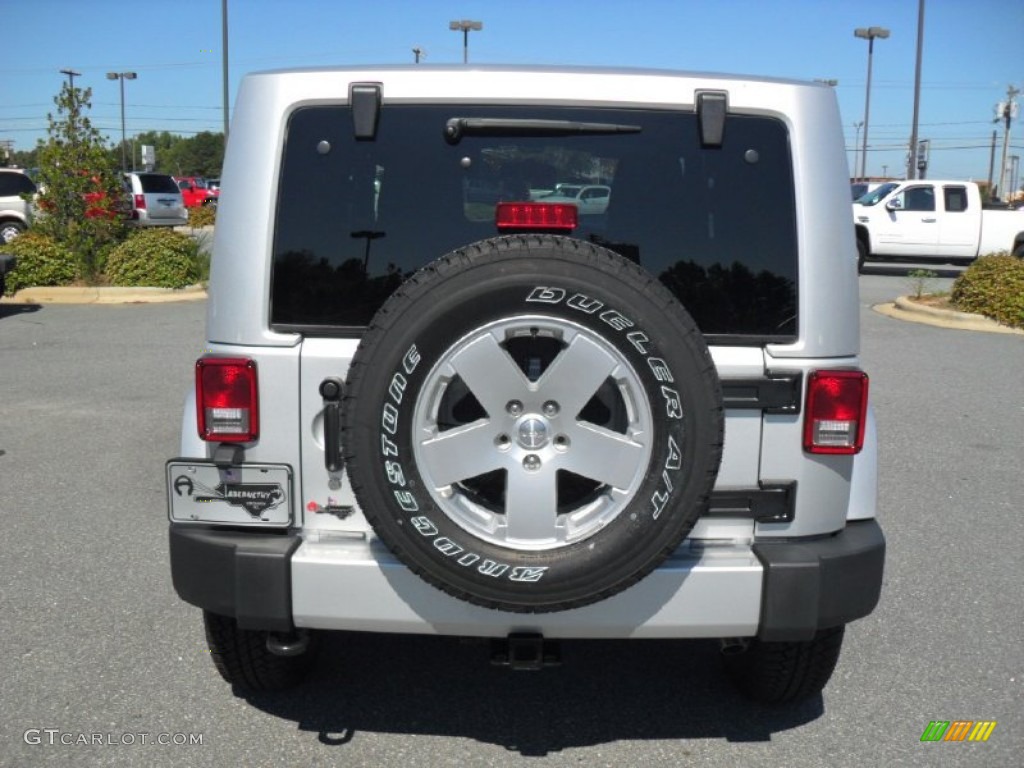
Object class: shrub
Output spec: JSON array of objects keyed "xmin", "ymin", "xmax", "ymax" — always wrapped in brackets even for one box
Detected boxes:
[
  {"xmin": 188, "ymin": 204, "xmax": 217, "ymax": 228},
  {"xmin": 104, "ymin": 228, "xmax": 201, "ymax": 289},
  {"xmin": 951, "ymin": 253, "xmax": 1024, "ymax": 329},
  {"xmin": 2, "ymin": 231, "xmax": 77, "ymax": 295}
]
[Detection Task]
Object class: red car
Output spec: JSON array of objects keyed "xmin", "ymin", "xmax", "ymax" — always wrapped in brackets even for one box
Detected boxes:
[{"xmin": 173, "ymin": 177, "xmax": 219, "ymax": 208}]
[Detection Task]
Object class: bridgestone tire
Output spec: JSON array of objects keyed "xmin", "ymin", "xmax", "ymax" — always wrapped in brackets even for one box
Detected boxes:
[
  {"xmin": 723, "ymin": 626, "xmax": 846, "ymax": 704},
  {"xmin": 342, "ymin": 235, "xmax": 723, "ymax": 613},
  {"xmin": 203, "ymin": 611, "xmax": 314, "ymax": 692}
]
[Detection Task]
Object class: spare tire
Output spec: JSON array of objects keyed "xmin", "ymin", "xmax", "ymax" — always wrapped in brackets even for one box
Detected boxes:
[{"xmin": 342, "ymin": 235, "xmax": 723, "ymax": 613}]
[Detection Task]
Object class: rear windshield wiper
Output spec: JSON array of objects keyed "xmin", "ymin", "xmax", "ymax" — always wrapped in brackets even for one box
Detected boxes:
[{"xmin": 444, "ymin": 117, "xmax": 642, "ymax": 145}]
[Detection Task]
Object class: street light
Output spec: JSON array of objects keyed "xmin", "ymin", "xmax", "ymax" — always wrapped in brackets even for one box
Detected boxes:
[
  {"xmin": 854, "ymin": 26, "xmax": 889, "ymax": 181},
  {"xmin": 853, "ymin": 121, "xmax": 864, "ymax": 181},
  {"xmin": 106, "ymin": 71, "xmax": 137, "ymax": 174},
  {"xmin": 449, "ymin": 19, "xmax": 482, "ymax": 64}
]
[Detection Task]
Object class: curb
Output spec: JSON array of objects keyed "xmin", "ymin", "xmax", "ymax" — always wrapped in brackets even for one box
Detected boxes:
[
  {"xmin": 873, "ymin": 296, "xmax": 1024, "ymax": 336},
  {"xmin": 3, "ymin": 284, "xmax": 207, "ymax": 305}
]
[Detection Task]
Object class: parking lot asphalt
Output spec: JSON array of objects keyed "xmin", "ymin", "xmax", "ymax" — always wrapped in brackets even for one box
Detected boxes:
[{"xmin": 0, "ymin": 274, "xmax": 1021, "ymax": 767}]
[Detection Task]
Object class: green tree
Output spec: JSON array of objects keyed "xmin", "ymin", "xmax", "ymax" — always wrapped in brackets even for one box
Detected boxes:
[
  {"xmin": 7, "ymin": 147, "xmax": 39, "ymax": 170},
  {"xmin": 34, "ymin": 83, "xmax": 126, "ymax": 281},
  {"xmin": 129, "ymin": 130, "xmax": 224, "ymax": 178}
]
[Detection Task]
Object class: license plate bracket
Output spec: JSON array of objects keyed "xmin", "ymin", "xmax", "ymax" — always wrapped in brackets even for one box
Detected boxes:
[{"xmin": 166, "ymin": 460, "xmax": 293, "ymax": 527}]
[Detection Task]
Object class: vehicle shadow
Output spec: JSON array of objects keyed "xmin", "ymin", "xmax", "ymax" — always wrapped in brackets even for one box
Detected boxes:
[
  {"xmin": 0, "ymin": 302, "xmax": 42, "ymax": 319},
  {"xmin": 239, "ymin": 632, "xmax": 824, "ymax": 754},
  {"xmin": 859, "ymin": 264, "xmax": 963, "ymax": 279}
]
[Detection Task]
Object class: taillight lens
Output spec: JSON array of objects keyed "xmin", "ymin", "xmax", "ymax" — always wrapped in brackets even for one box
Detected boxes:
[
  {"xmin": 495, "ymin": 202, "xmax": 578, "ymax": 232},
  {"xmin": 803, "ymin": 370, "xmax": 869, "ymax": 455},
  {"xmin": 196, "ymin": 357, "xmax": 258, "ymax": 442},
  {"xmin": 134, "ymin": 193, "xmax": 146, "ymax": 210}
]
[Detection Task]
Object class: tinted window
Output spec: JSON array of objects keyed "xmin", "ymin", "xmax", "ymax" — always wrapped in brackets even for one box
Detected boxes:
[
  {"xmin": 0, "ymin": 172, "xmax": 36, "ymax": 197},
  {"xmin": 271, "ymin": 105, "xmax": 798, "ymax": 341},
  {"xmin": 138, "ymin": 174, "xmax": 181, "ymax": 194},
  {"xmin": 944, "ymin": 186, "xmax": 968, "ymax": 213},
  {"xmin": 901, "ymin": 186, "xmax": 935, "ymax": 212}
]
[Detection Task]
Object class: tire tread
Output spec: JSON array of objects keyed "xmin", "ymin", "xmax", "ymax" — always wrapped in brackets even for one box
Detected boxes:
[{"xmin": 203, "ymin": 611, "xmax": 312, "ymax": 692}]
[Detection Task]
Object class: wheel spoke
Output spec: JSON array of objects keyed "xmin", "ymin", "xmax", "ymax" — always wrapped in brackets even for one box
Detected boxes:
[
  {"xmin": 448, "ymin": 332, "xmax": 530, "ymax": 417},
  {"xmin": 536, "ymin": 334, "xmax": 620, "ymax": 419},
  {"xmin": 561, "ymin": 423, "xmax": 647, "ymax": 490},
  {"xmin": 417, "ymin": 421, "xmax": 505, "ymax": 487},
  {"xmin": 503, "ymin": 468, "xmax": 559, "ymax": 542}
]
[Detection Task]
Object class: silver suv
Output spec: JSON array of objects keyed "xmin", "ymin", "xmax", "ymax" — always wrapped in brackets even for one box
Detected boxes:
[
  {"xmin": 168, "ymin": 66, "xmax": 884, "ymax": 703},
  {"xmin": 124, "ymin": 172, "xmax": 188, "ymax": 227}
]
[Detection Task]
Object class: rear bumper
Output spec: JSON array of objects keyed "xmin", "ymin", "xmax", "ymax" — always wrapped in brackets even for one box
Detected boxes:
[{"xmin": 169, "ymin": 519, "xmax": 884, "ymax": 641}]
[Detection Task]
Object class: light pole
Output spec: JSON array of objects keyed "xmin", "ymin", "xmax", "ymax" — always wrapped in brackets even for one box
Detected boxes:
[
  {"xmin": 449, "ymin": 19, "xmax": 482, "ymax": 64},
  {"xmin": 106, "ymin": 71, "xmax": 137, "ymax": 174},
  {"xmin": 853, "ymin": 121, "xmax": 864, "ymax": 181},
  {"xmin": 854, "ymin": 26, "xmax": 889, "ymax": 181},
  {"xmin": 222, "ymin": 0, "xmax": 230, "ymax": 139}
]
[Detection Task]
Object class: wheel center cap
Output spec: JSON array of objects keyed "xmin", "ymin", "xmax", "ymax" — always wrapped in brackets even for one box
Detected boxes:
[{"xmin": 517, "ymin": 416, "xmax": 549, "ymax": 450}]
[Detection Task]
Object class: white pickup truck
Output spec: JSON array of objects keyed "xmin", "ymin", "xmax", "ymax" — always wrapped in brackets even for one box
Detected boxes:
[{"xmin": 853, "ymin": 180, "xmax": 1024, "ymax": 270}]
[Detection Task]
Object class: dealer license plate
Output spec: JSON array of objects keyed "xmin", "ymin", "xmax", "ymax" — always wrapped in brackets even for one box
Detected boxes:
[{"xmin": 166, "ymin": 460, "xmax": 293, "ymax": 527}]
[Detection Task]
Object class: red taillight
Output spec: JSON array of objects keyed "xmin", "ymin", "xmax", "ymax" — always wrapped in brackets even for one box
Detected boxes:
[
  {"xmin": 803, "ymin": 370, "xmax": 869, "ymax": 455},
  {"xmin": 196, "ymin": 357, "xmax": 258, "ymax": 442},
  {"xmin": 134, "ymin": 193, "xmax": 146, "ymax": 210},
  {"xmin": 495, "ymin": 202, "xmax": 578, "ymax": 232}
]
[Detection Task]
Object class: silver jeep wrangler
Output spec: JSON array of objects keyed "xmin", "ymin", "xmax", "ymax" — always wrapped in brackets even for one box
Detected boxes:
[{"xmin": 168, "ymin": 66, "xmax": 884, "ymax": 704}]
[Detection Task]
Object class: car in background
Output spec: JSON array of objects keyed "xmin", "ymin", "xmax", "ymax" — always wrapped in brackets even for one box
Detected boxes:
[
  {"xmin": 173, "ymin": 176, "xmax": 219, "ymax": 208},
  {"xmin": 850, "ymin": 181, "xmax": 890, "ymax": 201},
  {"xmin": 537, "ymin": 183, "xmax": 611, "ymax": 214},
  {"xmin": 0, "ymin": 168, "xmax": 37, "ymax": 243},
  {"xmin": 125, "ymin": 172, "xmax": 188, "ymax": 227},
  {"xmin": 207, "ymin": 178, "xmax": 221, "ymax": 192}
]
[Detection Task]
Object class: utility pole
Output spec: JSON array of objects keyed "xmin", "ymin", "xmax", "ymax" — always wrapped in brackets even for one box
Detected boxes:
[
  {"xmin": 995, "ymin": 85, "xmax": 1019, "ymax": 201},
  {"xmin": 412, "ymin": 47, "xmax": 425, "ymax": 64},
  {"xmin": 987, "ymin": 130, "xmax": 997, "ymax": 197},
  {"xmin": 906, "ymin": 0, "xmax": 925, "ymax": 181},
  {"xmin": 59, "ymin": 69, "xmax": 82, "ymax": 148},
  {"xmin": 59, "ymin": 68, "xmax": 81, "ymax": 89}
]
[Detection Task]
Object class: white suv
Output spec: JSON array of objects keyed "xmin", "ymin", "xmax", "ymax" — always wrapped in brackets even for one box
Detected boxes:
[
  {"xmin": 168, "ymin": 66, "xmax": 884, "ymax": 703},
  {"xmin": 0, "ymin": 168, "xmax": 36, "ymax": 243}
]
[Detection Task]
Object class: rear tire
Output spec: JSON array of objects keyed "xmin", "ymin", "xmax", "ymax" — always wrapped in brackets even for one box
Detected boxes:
[
  {"xmin": 203, "ymin": 611, "xmax": 315, "ymax": 691},
  {"xmin": 0, "ymin": 220, "xmax": 24, "ymax": 244},
  {"xmin": 722, "ymin": 625, "xmax": 845, "ymax": 704},
  {"xmin": 856, "ymin": 239, "xmax": 867, "ymax": 273}
]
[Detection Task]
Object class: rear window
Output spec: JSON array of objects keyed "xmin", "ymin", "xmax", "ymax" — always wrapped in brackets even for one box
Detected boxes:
[
  {"xmin": 271, "ymin": 105, "xmax": 798, "ymax": 342},
  {"xmin": 138, "ymin": 174, "xmax": 180, "ymax": 194},
  {"xmin": 0, "ymin": 172, "xmax": 36, "ymax": 197}
]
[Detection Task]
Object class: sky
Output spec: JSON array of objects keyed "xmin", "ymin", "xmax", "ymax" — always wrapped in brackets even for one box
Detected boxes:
[{"xmin": 4, "ymin": 0, "xmax": 1022, "ymax": 186}]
